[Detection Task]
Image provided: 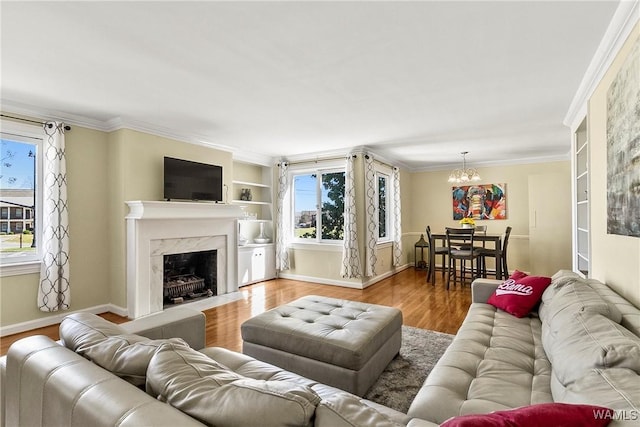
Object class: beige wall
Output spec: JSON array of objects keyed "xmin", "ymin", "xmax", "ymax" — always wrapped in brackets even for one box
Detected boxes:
[
  {"xmin": 107, "ymin": 129, "xmax": 234, "ymax": 309},
  {"xmin": 407, "ymin": 161, "xmax": 572, "ymax": 275},
  {"xmin": 283, "ymin": 160, "xmax": 412, "ymax": 287},
  {"xmin": 1, "ymin": 125, "xmax": 235, "ymax": 327},
  {"xmin": 588, "ymin": 24, "xmax": 640, "ymax": 306},
  {"xmin": 1, "ymin": 125, "xmax": 111, "ymax": 325}
]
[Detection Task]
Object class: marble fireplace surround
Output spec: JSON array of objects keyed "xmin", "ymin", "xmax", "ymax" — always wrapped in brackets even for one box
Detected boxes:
[{"xmin": 126, "ymin": 201, "xmax": 243, "ymax": 319}]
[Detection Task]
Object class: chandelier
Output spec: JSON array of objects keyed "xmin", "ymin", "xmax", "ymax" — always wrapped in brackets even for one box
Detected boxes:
[{"xmin": 448, "ymin": 151, "xmax": 481, "ymax": 183}]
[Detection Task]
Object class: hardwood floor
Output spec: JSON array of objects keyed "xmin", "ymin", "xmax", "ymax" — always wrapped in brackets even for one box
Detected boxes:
[{"xmin": 1, "ymin": 268, "xmax": 471, "ymax": 356}]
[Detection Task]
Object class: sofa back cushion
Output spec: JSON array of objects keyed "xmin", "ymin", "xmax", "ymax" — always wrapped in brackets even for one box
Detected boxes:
[
  {"xmin": 546, "ymin": 312, "xmax": 640, "ymax": 386},
  {"xmin": 60, "ymin": 312, "xmax": 184, "ymax": 386},
  {"xmin": 540, "ymin": 279, "xmax": 622, "ymax": 330},
  {"xmin": 552, "ymin": 368, "xmax": 640, "ymax": 412},
  {"xmin": 146, "ymin": 341, "xmax": 321, "ymax": 427}
]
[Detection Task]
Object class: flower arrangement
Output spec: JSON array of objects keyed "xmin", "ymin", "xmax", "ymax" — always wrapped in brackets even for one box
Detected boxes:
[{"xmin": 459, "ymin": 217, "xmax": 476, "ymax": 226}]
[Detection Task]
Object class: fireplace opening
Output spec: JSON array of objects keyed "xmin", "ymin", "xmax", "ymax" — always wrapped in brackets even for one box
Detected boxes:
[{"xmin": 163, "ymin": 250, "xmax": 216, "ymax": 306}]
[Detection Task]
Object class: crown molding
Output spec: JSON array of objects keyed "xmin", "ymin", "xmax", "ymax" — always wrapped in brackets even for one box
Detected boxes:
[
  {"xmin": 410, "ymin": 152, "xmax": 571, "ymax": 173},
  {"xmin": 0, "ymin": 100, "xmax": 274, "ymax": 164},
  {"xmin": 564, "ymin": 0, "xmax": 639, "ymax": 130},
  {"xmin": 0, "ymin": 99, "xmax": 112, "ymax": 131}
]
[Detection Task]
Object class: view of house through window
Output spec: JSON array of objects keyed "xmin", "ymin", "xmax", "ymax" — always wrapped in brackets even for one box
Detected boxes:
[
  {"xmin": 378, "ymin": 173, "xmax": 389, "ymax": 240},
  {"xmin": 293, "ymin": 170, "xmax": 345, "ymax": 242},
  {"xmin": 0, "ymin": 134, "xmax": 39, "ymax": 262}
]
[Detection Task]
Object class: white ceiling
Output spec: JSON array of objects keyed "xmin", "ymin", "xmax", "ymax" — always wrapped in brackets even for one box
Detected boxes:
[{"xmin": 1, "ymin": 1, "xmax": 620, "ymax": 170}]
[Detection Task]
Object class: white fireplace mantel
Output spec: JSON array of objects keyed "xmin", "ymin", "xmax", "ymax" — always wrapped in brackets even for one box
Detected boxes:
[
  {"xmin": 125, "ymin": 201, "xmax": 243, "ymax": 319},
  {"xmin": 126, "ymin": 200, "xmax": 243, "ymax": 220}
]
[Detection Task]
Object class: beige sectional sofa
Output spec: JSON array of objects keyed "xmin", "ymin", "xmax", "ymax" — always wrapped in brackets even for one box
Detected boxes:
[{"xmin": 2, "ymin": 270, "xmax": 639, "ymax": 426}]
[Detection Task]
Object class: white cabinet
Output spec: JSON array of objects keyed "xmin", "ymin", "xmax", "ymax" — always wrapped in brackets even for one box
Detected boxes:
[
  {"xmin": 238, "ymin": 245, "xmax": 276, "ymax": 287},
  {"xmin": 572, "ymin": 117, "xmax": 589, "ymax": 277},
  {"xmin": 233, "ymin": 160, "xmax": 276, "ymax": 287}
]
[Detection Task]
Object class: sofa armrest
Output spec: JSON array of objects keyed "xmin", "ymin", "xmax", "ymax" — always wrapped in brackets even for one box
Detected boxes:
[
  {"xmin": 5, "ymin": 335, "xmax": 204, "ymax": 427},
  {"xmin": 471, "ymin": 278, "xmax": 502, "ymax": 303},
  {"xmin": 121, "ymin": 307, "xmax": 206, "ymax": 350}
]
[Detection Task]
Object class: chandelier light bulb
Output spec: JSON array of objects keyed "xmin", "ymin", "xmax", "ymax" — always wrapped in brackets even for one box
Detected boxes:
[{"xmin": 448, "ymin": 151, "xmax": 481, "ymax": 184}]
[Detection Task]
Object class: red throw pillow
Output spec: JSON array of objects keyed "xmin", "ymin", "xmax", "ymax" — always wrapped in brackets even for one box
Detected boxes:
[
  {"xmin": 440, "ymin": 403, "xmax": 614, "ymax": 427},
  {"xmin": 487, "ymin": 271, "xmax": 551, "ymax": 318}
]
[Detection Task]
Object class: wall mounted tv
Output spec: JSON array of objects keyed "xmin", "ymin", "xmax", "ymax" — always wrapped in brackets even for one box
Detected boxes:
[{"xmin": 164, "ymin": 157, "xmax": 223, "ymax": 202}]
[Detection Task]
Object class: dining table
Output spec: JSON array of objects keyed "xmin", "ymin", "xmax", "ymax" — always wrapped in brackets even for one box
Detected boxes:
[{"xmin": 427, "ymin": 230, "xmax": 503, "ymax": 284}]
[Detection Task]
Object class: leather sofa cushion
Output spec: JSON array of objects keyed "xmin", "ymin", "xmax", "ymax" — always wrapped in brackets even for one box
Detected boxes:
[
  {"xmin": 553, "ymin": 368, "xmax": 640, "ymax": 412},
  {"xmin": 315, "ymin": 393, "xmax": 404, "ymax": 427},
  {"xmin": 199, "ymin": 346, "xmax": 413, "ymax": 426},
  {"xmin": 60, "ymin": 312, "xmax": 185, "ymax": 386},
  {"xmin": 407, "ymin": 304, "xmax": 553, "ymax": 424},
  {"xmin": 540, "ymin": 277, "xmax": 622, "ymax": 329},
  {"xmin": 547, "ymin": 312, "xmax": 640, "ymax": 386},
  {"xmin": 146, "ymin": 341, "xmax": 321, "ymax": 427}
]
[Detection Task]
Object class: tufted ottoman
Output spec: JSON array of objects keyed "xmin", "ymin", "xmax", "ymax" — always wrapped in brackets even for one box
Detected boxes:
[{"xmin": 241, "ymin": 295, "xmax": 403, "ymax": 396}]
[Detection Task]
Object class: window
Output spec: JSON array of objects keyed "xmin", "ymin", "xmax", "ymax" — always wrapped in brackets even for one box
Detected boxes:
[
  {"xmin": 292, "ymin": 168, "xmax": 345, "ymax": 243},
  {"xmin": 377, "ymin": 172, "xmax": 390, "ymax": 241},
  {"xmin": 1, "ymin": 120, "xmax": 43, "ymax": 269}
]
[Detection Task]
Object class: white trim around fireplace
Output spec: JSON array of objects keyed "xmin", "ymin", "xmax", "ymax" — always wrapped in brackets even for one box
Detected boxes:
[{"xmin": 126, "ymin": 201, "xmax": 243, "ymax": 319}]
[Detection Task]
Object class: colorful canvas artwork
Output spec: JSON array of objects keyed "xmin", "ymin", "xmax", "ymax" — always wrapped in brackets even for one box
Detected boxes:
[
  {"xmin": 606, "ymin": 39, "xmax": 640, "ymax": 237},
  {"xmin": 452, "ymin": 183, "xmax": 506, "ymax": 220}
]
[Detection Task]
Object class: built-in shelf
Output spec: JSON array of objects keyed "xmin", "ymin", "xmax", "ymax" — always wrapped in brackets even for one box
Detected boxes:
[
  {"xmin": 232, "ymin": 180, "xmax": 270, "ymax": 188},
  {"xmin": 231, "ymin": 200, "xmax": 271, "ymax": 206},
  {"xmin": 573, "ymin": 117, "xmax": 589, "ymax": 278}
]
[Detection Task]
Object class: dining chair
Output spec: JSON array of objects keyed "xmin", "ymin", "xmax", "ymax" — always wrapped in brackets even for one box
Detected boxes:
[
  {"xmin": 478, "ymin": 226, "xmax": 512, "ymax": 278},
  {"xmin": 426, "ymin": 226, "xmax": 448, "ymax": 285},
  {"xmin": 445, "ymin": 227, "xmax": 482, "ymax": 289},
  {"xmin": 458, "ymin": 225, "xmax": 486, "ymax": 250}
]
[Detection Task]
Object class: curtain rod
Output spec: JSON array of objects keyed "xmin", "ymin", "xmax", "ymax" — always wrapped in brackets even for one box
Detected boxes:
[
  {"xmin": 1, "ymin": 114, "xmax": 71, "ymax": 131},
  {"xmin": 278, "ymin": 154, "xmax": 396, "ymax": 170},
  {"xmin": 278, "ymin": 154, "xmax": 357, "ymax": 167}
]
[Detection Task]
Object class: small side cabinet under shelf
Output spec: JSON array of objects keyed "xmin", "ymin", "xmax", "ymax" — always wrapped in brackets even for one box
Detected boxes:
[{"xmin": 238, "ymin": 244, "xmax": 276, "ymax": 287}]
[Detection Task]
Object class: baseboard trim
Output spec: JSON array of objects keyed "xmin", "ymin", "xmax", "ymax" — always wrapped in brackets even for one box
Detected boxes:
[
  {"xmin": 0, "ymin": 303, "xmax": 128, "ymax": 337},
  {"xmin": 277, "ymin": 273, "xmax": 365, "ymax": 289},
  {"xmin": 278, "ymin": 263, "xmax": 412, "ymax": 290},
  {"xmin": 362, "ymin": 264, "xmax": 411, "ymax": 288}
]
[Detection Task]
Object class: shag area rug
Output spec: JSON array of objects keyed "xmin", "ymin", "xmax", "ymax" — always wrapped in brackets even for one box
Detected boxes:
[{"xmin": 364, "ymin": 326, "xmax": 454, "ymax": 413}]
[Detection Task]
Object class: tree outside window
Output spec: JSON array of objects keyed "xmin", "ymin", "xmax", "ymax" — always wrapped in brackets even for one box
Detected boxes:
[{"xmin": 293, "ymin": 169, "xmax": 345, "ymax": 242}]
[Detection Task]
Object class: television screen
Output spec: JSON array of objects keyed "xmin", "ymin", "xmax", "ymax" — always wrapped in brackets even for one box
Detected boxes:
[{"xmin": 164, "ymin": 157, "xmax": 223, "ymax": 202}]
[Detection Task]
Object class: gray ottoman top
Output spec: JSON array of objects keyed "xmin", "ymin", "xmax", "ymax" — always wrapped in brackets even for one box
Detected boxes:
[{"xmin": 241, "ymin": 295, "xmax": 403, "ymax": 370}]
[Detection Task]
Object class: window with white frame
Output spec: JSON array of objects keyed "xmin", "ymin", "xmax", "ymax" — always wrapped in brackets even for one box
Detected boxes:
[
  {"xmin": 377, "ymin": 171, "xmax": 390, "ymax": 241},
  {"xmin": 292, "ymin": 167, "xmax": 345, "ymax": 243},
  {"xmin": 1, "ymin": 120, "xmax": 43, "ymax": 266}
]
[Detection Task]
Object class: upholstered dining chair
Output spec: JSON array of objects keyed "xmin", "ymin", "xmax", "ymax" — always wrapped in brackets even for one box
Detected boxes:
[
  {"xmin": 478, "ymin": 226, "xmax": 512, "ymax": 278},
  {"xmin": 445, "ymin": 227, "xmax": 482, "ymax": 289},
  {"xmin": 426, "ymin": 226, "xmax": 448, "ymax": 285}
]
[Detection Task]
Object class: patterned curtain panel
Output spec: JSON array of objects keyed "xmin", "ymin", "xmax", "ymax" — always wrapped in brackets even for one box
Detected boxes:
[
  {"xmin": 340, "ymin": 154, "xmax": 361, "ymax": 278},
  {"xmin": 364, "ymin": 154, "xmax": 377, "ymax": 277},
  {"xmin": 38, "ymin": 122, "xmax": 70, "ymax": 312},
  {"xmin": 275, "ymin": 162, "xmax": 290, "ymax": 271},
  {"xmin": 392, "ymin": 167, "xmax": 402, "ymax": 266}
]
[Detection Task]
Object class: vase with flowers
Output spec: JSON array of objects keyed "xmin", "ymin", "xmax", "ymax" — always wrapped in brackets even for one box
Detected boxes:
[{"xmin": 459, "ymin": 217, "xmax": 476, "ymax": 228}]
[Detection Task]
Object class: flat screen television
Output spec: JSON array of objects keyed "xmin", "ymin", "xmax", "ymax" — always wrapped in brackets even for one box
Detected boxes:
[{"xmin": 164, "ymin": 157, "xmax": 223, "ymax": 202}]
